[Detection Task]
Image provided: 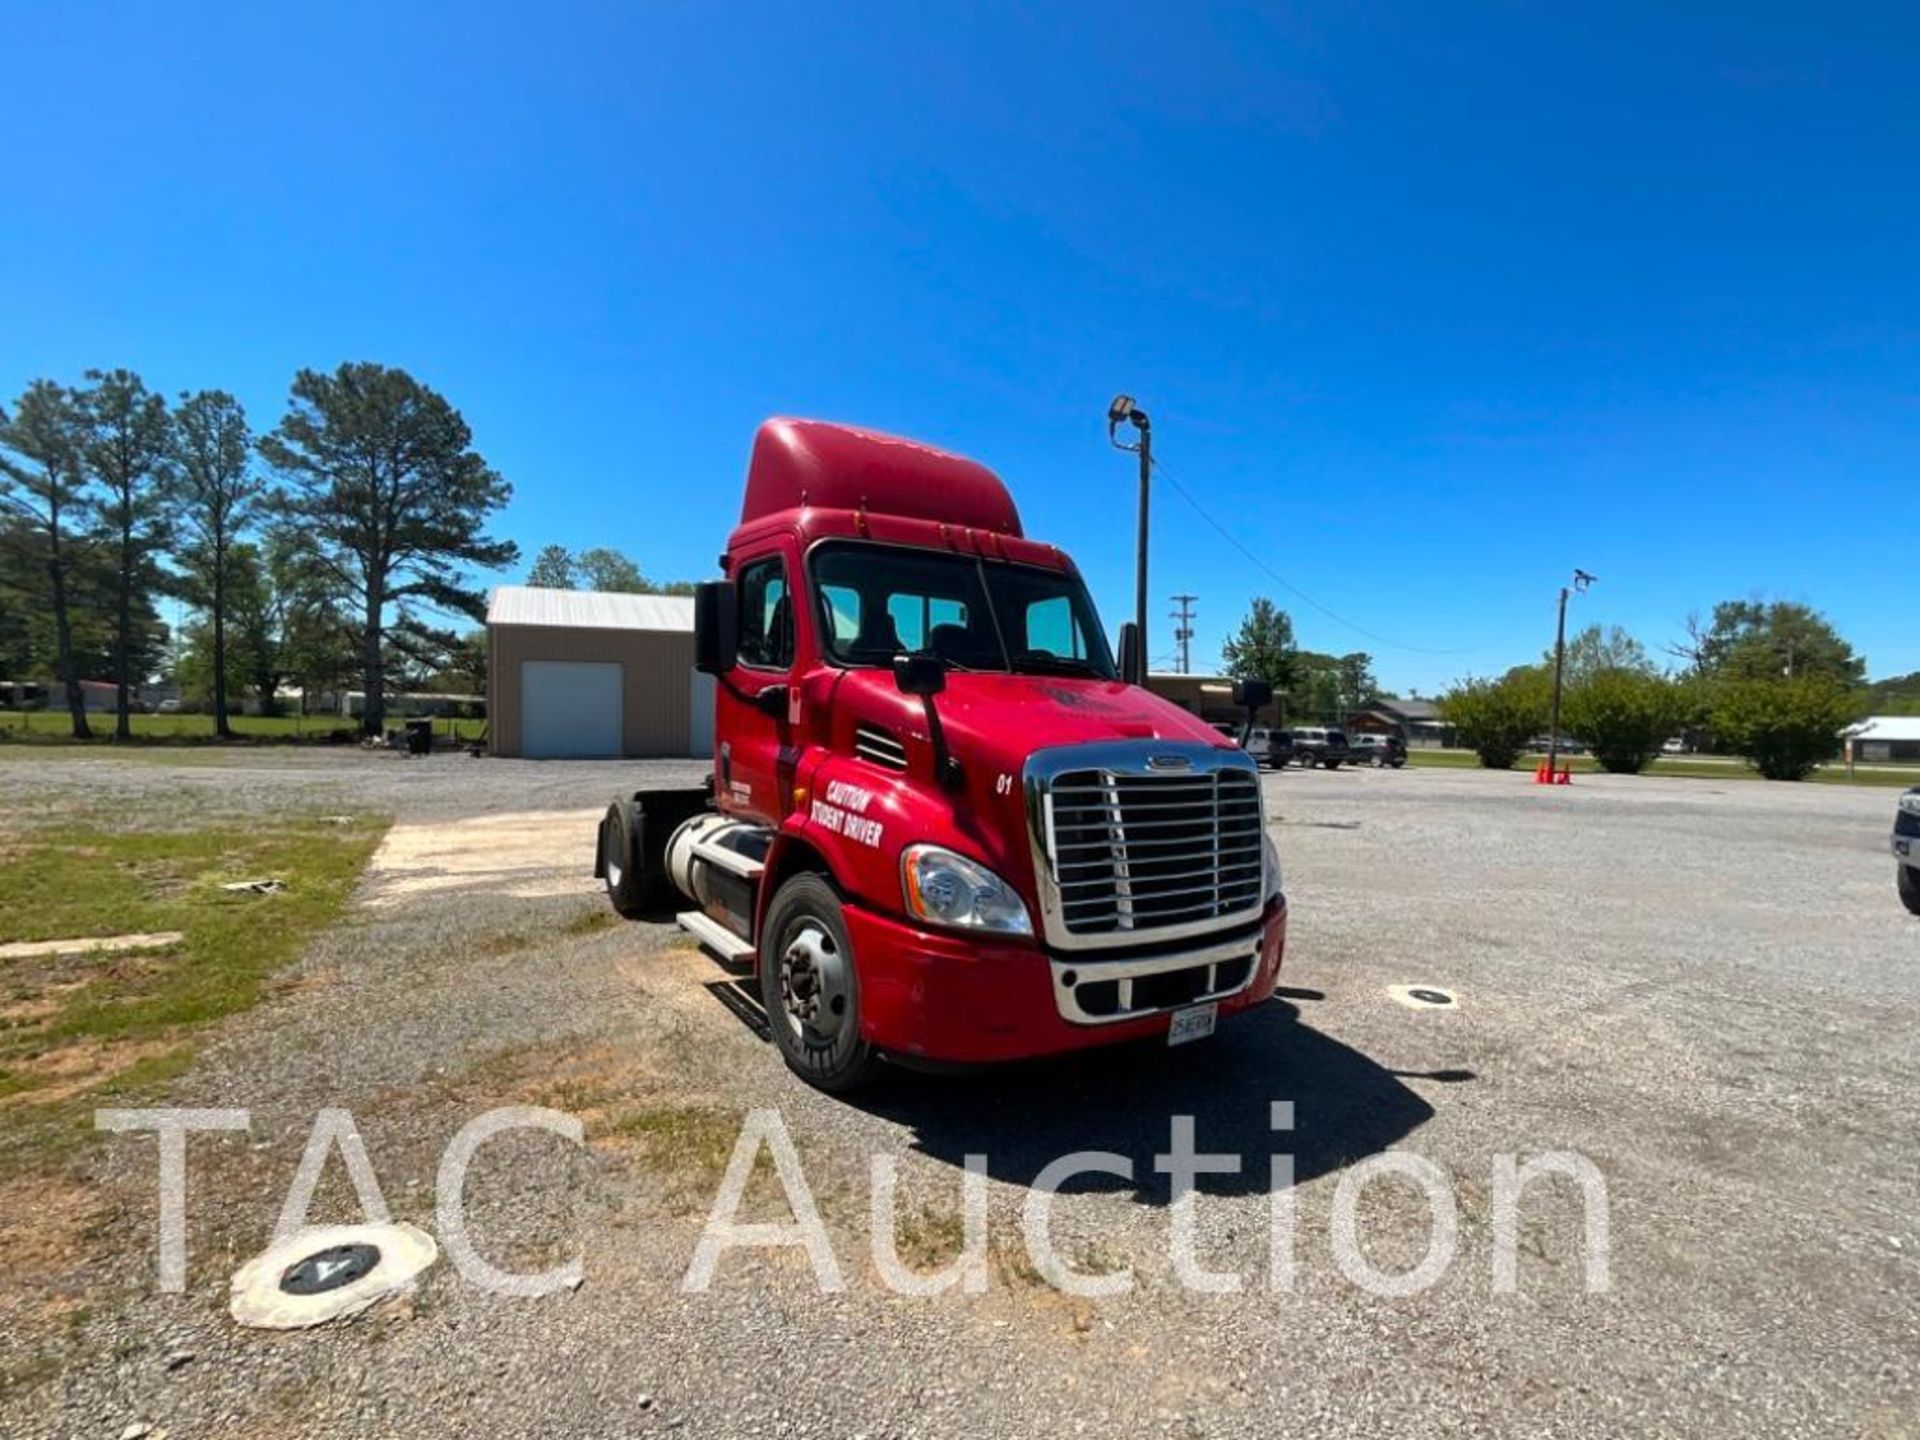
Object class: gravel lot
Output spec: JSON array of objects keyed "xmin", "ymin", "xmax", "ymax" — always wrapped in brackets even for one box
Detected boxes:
[{"xmin": 2, "ymin": 749, "xmax": 1914, "ymax": 1439}]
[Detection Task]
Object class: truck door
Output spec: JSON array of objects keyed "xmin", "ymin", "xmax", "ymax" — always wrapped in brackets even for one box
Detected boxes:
[{"xmin": 717, "ymin": 549, "xmax": 797, "ymax": 824}]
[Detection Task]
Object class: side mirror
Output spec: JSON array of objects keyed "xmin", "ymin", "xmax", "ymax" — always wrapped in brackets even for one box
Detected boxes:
[
  {"xmin": 694, "ymin": 581, "xmax": 737, "ymax": 675},
  {"xmin": 1231, "ymin": 678, "xmax": 1273, "ymax": 711},
  {"xmin": 1117, "ymin": 622, "xmax": 1143, "ymax": 686},
  {"xmin": 892, "ymin": 653, "xmax": 947, "ymax": 698}
]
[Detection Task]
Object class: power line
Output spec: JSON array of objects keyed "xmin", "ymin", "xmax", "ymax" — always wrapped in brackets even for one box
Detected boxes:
[
  {"xmin": 1169, "ymin": 593, "xmax": 1197, "ymax": 674},
  {"xmin": 1148, "ymin": 454, "xmax": 1476, "ymax": 657}
]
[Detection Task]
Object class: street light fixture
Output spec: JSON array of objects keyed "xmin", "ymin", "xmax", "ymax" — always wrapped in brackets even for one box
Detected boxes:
[
  {"xmin": 1108, "ymin": 394, "xmax": 1152, "ymax": 682},
  {"xmin": 1546, "ymin": 569, "xmax": 1597, "ymax": 779}
]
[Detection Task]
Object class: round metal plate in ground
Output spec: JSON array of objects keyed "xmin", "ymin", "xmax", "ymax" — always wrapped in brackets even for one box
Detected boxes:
[
  {"xmin": 231, "ymin": 1223, "xmax": 437, "ymax": 1330},
  {"xmin": 1388, "ymin": 984, "xmax": 1460, "ymax": 1010},
  {"xmin": 279, "ymin": 1242, "xmax": 382, "ymax": 1295}
]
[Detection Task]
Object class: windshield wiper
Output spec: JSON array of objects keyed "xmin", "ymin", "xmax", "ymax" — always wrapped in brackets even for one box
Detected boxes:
[{"xmin": 1011, "ymin": 653, "xmax": 1103, "ymax": 677}]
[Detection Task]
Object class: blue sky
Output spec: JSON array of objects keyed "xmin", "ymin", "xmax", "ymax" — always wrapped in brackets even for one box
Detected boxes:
[{"xmin": 3, "ymin": 1, "xmax": 1914, "ymax": 693}]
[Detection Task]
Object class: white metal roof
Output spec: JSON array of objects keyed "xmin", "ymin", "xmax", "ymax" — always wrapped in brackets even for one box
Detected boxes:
[
  {"xmin": 1843, "ymin": 715, "xmax": 1920, "ymax": 742},
  {"xmin": 486, "ymin": 585, "xmax": 695, "ymax": 633}
]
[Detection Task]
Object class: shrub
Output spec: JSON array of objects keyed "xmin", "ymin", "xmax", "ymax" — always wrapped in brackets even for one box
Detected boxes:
[
  {"xmin": 1439, "ymin": 669, "xmax": 1550, "ymax": 769},
  {"xmin": 1561, "ymin": 669, "xmax": 1689, "ymax": 774},
  {"xmin": 1709, "ymin": 676, "xmax": 1854, "ymax": 780}
]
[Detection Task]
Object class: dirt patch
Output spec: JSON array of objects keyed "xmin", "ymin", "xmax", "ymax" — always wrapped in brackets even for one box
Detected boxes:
[
  {"xmin": 0, "ymin": 1172, "xmax": 106, "ymax": 1326},
  {"xmin": 0, "ymin": 1038, "xmax": 176, "ymax": 1109},
  {"xmin": 361, "ymin": 809, "xmax": 602, "ymax": 906}
]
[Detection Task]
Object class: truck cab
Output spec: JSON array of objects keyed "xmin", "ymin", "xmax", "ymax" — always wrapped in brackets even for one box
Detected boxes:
[{"xmin": 597, "ymin": 419, "xmax": 1289, "ymax": 1090}]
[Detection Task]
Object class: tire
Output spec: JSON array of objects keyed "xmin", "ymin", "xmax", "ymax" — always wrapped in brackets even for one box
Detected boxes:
[
  {"xmin": 1900, "ymin": 863, "xmax": 1920, "ymax": 917},
  {"xmin": 759, "ymin": 873, "xmax": 878, "ymax": 1093},
  {"xmin": 600, "ymin": 799, "xmax": 654, "ymax": 919}
]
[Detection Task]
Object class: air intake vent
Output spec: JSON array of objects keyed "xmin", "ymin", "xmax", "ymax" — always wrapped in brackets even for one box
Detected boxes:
[{"xmin": 853, "ymin": 725, "xmax": 908, "ymax": 772}]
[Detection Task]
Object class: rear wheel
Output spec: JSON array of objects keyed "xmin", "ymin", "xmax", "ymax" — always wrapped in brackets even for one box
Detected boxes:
[
  {"xmin": 600, "ymin": 799, "xmax": 656, "ymax": 918},
  {"xmin": 760, "ymin": 873, "xmax": 878, "ymax": 1093},
  {"xmin": 1900, "ymin": 863, "xmax": 1920, "ymax": 916}
]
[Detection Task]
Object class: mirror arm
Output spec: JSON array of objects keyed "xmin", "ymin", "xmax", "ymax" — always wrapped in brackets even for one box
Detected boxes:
[{"xmin": 919, "ymin": 696, "xmax": 963, "ymax": 790}]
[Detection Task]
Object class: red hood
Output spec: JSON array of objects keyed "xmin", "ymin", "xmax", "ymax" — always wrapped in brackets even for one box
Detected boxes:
[
  {"xmin": 798, "ymin": 668, "xmax": 1242, "ymax": 914},
  {"xmin": 838, "ymin": 668, "xmax": 1231, "ymax": 776}
]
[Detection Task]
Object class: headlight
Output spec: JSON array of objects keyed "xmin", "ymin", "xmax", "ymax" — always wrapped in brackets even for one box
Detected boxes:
[
  {"xmin": 901, "ymin": 845, "xmax": 1033, "ymax": 935},
  {"xmin": 1263, "ymin": 832, "xmax": 1284, "ymax": 904},
  {"xmin": 1901, "ymin": 791, "xmax": 1920, "ymax": 817}
]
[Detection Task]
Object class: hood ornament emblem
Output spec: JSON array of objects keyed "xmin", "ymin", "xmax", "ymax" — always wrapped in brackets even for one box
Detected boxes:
[{"xmin": 1146, "ymin": 754, "xmax": 1193, "ymax": 771}]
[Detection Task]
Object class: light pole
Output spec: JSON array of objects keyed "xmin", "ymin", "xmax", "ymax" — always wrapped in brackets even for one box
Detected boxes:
[
  {"xmin": 1546, "ymin": 569, "xmax": 1597, "ymax": 778},
  {"xmin": 1108, "ymin": 395, "xmax": 1151, "ymax": 681}
]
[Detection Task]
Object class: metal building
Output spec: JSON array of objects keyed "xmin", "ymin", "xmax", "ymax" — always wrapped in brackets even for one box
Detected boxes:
[{"xmin": 485, "ymin": 586, "xmax": 713, "ymax": 759}]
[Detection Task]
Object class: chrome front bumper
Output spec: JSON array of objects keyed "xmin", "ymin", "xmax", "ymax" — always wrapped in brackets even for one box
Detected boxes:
[{"xmin": 1048, "ymin": 929, "xmax": 1263, "ymax": 1025}]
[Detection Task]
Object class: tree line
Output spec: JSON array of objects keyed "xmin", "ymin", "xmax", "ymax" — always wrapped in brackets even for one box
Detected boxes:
[
  {"xmin": 1219, "ymin": 596, "xmax": 1382, "ymax": 721},
  {"xmin": 1439, "ymin": 601, "xmax": 1892, "ymax": 780},
  {"xmin": 523, "ymin": 543, "xmax": 696, "ymax": 596},
  {"xmin": 0, "ymin": 363, "xmax": 515, "ymax": 739}
]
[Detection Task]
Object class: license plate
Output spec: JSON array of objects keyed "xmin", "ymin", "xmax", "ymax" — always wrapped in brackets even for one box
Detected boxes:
[{"xmin": 1167, "ymin": 1003, "xmax": 1218, "ymax": 1046}]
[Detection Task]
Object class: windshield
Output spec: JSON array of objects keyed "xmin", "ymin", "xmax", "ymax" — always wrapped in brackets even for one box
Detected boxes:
[{"xmin": 810, "ymin": 541, "xmax": 1117, "ymax": 679}]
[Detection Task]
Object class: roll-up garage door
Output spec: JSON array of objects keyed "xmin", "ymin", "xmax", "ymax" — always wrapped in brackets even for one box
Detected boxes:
[{"xmin": 520, "ymin": 661, "xmax": 623, "ymax": 758}]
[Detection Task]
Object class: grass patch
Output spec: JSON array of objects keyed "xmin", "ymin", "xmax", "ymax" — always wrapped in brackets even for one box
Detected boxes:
[
  {"xmin": 0, "ymin": 814, "xmax": 386, "ymax": 1175},
  {"xmin": 0, "ymin": 710, "xmax": 484, "ymax": 748},
  {"xmin": 893, "ymin": 1204, "xmax": 970, "ymax": 1271},
  {"xmin": 607, "ymin": 1103, "xmax": 747, "ymax": 1183},
  {"xmin": 1403, "ymin": 748, "xmax": 1919, "ymax": 786},
  {"xmin": 561, "ymin": 908, "xmax": 618, "ymax": 937}
]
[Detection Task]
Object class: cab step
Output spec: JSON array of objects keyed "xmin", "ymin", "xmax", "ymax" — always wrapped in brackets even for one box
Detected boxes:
[
  {"xmin": 677, "ymin": 910, "xmax": 756, "ymax": 963},
  {"xmin": 690, "ymin": 838, "xmax": 766, "ymax": 881}
]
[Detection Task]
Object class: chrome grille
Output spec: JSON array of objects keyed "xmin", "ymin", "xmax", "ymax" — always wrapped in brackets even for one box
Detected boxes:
[
  {"xmin": 853, "ymin": 724, "xmax": 908, "ymax": 772},
  {"xmin": 1030, "ymin": 744, "xmax": 1264, "ymax": 947}
]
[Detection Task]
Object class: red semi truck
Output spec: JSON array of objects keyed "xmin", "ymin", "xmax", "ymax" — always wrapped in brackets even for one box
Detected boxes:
[{"xmin": 595, "ymin": 418, "xmax": 1289, "ymax": 1090}]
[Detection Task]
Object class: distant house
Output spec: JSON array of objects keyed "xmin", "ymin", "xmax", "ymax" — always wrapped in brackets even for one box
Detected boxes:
[
  {"xmin": 1345, "ymin": 696, "xmax": 1455, "ymax": 748},
  {"xmin": 1842, "ymin": 716, "xmax": 1920, "ymax": 763}
]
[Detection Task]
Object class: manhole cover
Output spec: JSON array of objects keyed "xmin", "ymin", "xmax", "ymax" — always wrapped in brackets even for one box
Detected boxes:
[
  {"xmin": 231, "ymin": 1223, "xmax": 437, "ymax": 1330},
  {"xmin": 279, "ymin": 1242, "xmax": 382, "ymax": 1295},
  {"xmin": 1387, "ymin": 984, "xmax": 1460, "ymax": 1010}
]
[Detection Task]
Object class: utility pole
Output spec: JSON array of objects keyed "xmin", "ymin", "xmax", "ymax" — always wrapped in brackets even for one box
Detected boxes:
[
  {"xmin": 1169, "ymin": 594, "xmax": 1197, "ymax": 675},
  {"xmin": 1108, "ymin": 396, "xmax": 1152, "ymax": 680},
  {"xmin": 1546, "ymin": 569, "xmax": 1597, "ymax": 779}
]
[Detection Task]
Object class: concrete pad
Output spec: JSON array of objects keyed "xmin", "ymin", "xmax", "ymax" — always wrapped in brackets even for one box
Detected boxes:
[
  {"xmin": 0, "ymin": 932, "xmax": 184, "ymax": 962},
  {"xmin": 361, "ymin": 807, "xmax": 601, "ymax": 906}
]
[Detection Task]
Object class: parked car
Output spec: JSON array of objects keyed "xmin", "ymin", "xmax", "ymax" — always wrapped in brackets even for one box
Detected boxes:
[
  {"xmin": 1241, "ymin": 726, "xmax": 1295, "ymax": 769},
  {"xmin": 1894, "ymin": 787, "xmax": 1920, "ymax": 915},
  {"xmin": 1526, "ymin": 735, "xmax": 1587, "ymax": 755},
  {"xmin": 1349, "ymin": 733, "xmax": 1407, "ymax": 768},
  {"xmin": 1290, "ymin": 726, "xmax": 1352, "ymax": 769}
]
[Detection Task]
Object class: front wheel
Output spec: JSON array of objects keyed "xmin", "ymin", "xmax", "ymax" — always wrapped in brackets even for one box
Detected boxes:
[
  {"xmin": 760, "ymin": 873, "xmax": 878, "ymax": 1093},
  {"xmin": 1900, "ymin": 863, "xmax": 1920, "ymax": 916}
]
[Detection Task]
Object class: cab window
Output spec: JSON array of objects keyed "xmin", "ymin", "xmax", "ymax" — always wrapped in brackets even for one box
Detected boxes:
[{"xmin": 737, "ymin": 556, "xmax": 793, "ymax": 670}]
